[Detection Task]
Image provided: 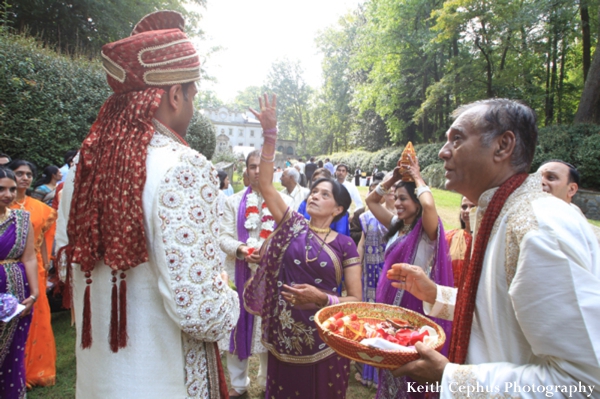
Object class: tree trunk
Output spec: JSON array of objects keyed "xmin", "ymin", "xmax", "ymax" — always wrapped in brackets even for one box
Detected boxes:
[
  {"xmin": 558, "ymin": 38, "xmax": 567, "ymax": 124},
  {"xmin": 575, "ymin": 7, "xmax": 600, "ymax": 123},
  {"xmin": 580, "ymin": 0, "xmax": 591, "ymax": 82}
]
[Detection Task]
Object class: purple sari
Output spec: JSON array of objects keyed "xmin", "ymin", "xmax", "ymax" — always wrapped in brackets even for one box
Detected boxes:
[
  {"xmin": 376, "ymin": 218, "xmax": 453, "ymax": 399},
  {"xmin": 245, "ymin": 209, "xmax": 361, "ymax": 398},
  {"xmin": 0, "ymin": 210, "xmax": 32, "ymax": 399}
]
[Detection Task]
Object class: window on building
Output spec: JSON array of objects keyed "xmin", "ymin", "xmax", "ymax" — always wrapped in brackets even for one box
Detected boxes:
[
  {"xmin": 228, "ymin": 128, "xmax": 233, "ymax": 135},
  {"xmin": 238, "ymin": 143, "xmax": 243, "ymax": 146},
  {"xmin": 239, "ymin": 129, "xmax": 243, "ymax": 136},
  {"xmin": 250, "ymin": 130, "xmax": 255, "ymax": 137},
  {"xmin": 287, "ymin": 146, "xmax": 294, "ymax": 155},
  {"xmin": 277, "ymin": 146, "xmax": 284, "ymax": 152},
  {"xmin": 249, "ymin": 143, "xmax": 255, "ymax": 147}
]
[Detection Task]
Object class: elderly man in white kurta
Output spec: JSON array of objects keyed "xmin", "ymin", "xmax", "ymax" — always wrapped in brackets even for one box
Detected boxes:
[
  {"xmin": 55, "ymin": 11, "xmax": 238, "ymax": 399},
  {"xmin": 388, "ymin": 99, "xmax": 600, "ymax": 398},
  {"xmin": 280, "ymin": 167, "xmax": 309, "ymax": 211},
  {"xmin": 220, "ymin": 150, "xmax": 293, "ymax": 398}
]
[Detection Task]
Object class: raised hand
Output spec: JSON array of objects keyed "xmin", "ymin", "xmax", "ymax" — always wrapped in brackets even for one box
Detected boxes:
[{"xmin": 249, "ymin": 93, "xmax": 277, "ymax": 131}]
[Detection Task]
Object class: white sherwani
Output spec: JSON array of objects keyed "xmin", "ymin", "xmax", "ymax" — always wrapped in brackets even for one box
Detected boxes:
[
  {"xmin": 219, "ymin": 188, "xmax": 292, "ymax": 354},
  {"xmin": 424, "ymin": 173, "xmax": 600, "ymax": 398},
  {"xmin": 56, "ymin": 126, "xmax": 240, "ymax": 399},
  {"xmin": 280, "ymin": 184, "xmax": 309, "ymax": 211}
]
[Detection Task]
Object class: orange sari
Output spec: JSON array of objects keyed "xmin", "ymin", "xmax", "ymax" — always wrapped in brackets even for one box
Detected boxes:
[
  {"xmin": 10, "ymin": 196, "xmax": 57, "ymax": 387},
  {"xmin": 445, "ymin": 228, "xmax": 472, "ymax": 287}
]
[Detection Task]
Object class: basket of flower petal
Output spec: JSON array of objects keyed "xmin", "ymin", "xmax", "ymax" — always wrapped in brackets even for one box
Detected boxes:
[{"xmin": 315, "ymin": 302, "xmax": 446, "ymax": 369}]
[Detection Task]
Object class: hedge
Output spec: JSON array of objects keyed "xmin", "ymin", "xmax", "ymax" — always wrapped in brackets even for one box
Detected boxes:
[
  {"xmin": 318, "ymin": 142, "xmax": 444, "ymax": 176},
  {"xmin": 319, "ymin": 125, "xmax": 600, "ymax": 190},
  {"xmin": 186, "ymin": 111, "xmax": 216, "ymax": 160},
  {"xmin": 0, "ymin": 33, "xmax": 217, "ymax": 173},
  {"xmin": 0, "ymin": 33, "xmax": 111, "ymax": 168}
]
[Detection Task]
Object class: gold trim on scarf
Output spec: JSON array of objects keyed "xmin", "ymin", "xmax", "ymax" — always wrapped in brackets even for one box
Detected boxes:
[{"xmin": 204, "ymin": 342, "xmax": 221, "ymax": 399}]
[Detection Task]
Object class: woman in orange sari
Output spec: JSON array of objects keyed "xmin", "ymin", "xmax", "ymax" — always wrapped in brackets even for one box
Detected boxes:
[
  {"xmin": 8, "ymin": 160, "xmax": 57, "ymax": 387},
  {"xmin": 444, "ymin": 196, "xmax": 475, "ymax": 285}
]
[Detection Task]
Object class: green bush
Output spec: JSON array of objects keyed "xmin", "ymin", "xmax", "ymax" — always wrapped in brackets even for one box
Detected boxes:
[
  {"xmin": 0, "ymin": 33, "xmax": 111, "ymax": 168},
  {"xmin": 532, "ymin": 124, "xmax": 600, "ymax": 190},
  {"xmin": 186, "ymin": 111, "xmax": 216, "ymax": 160},
  {"xmin": 317, "ymin": 142, "xmax": 444, "ymax": 176}
]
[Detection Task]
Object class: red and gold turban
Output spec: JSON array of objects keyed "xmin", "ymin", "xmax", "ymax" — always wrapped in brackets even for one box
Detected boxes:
[{"xmin": 60, "ymin": 10, "xmax": 200, "ymax": 351}]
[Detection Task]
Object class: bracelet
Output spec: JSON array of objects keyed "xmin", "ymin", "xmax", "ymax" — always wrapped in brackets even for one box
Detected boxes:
[
  {"xmin": 375, "ymin": 183, "xmax": 390, "ymax": 196},
  {"xmin": 260, "ymin": 153, "xmax": 275, "ymax": 163},
  {"xmin": 29, "ymin": 295, "xmax": 37, "ymax": 303},
  {"xmin": 415, "ymin": 185, "xmax": 431, "ymax": 198},
  {"xmin": 263, "ymin": 128, "xmax": 278, "ymax": 135}
]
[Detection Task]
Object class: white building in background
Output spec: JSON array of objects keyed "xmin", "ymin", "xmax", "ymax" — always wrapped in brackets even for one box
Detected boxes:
[
  {"xmin": 203, "ymin": 107, "xmax": 263, "ymax": 153},
  {"xmin": 203, "ymin": 106, "xmax": 298, "ymax": 167}
]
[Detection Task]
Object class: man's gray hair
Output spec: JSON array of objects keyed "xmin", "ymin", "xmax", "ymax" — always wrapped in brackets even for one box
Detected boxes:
[
  {"xmin": 452, "ymin": 99, "xmax": 538, "ymax": 173},
  {"xmin": 285, "ymin": 167, "xmax": 300, "ymax": 183}
]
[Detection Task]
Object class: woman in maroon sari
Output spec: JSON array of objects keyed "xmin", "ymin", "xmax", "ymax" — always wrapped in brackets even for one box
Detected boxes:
[
  {"xmin": 244, "ymin": 95, "xmax": 362, "ymax": 399},
  {"xmin": 0, "ymin": 168, "xmax": 39, "ymax": 399}
]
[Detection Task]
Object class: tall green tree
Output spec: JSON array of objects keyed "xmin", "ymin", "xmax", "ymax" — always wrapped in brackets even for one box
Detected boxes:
[
  {"xmin": 5, "ymin": 0, "xmax": 204, "ymax": 54},
  {"xmin": 264, "ymin": 59, "xmax": 312, "ymax": 148}
]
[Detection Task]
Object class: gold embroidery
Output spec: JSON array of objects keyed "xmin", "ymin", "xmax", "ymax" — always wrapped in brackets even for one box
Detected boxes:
[
  {"xmin": 137, "ymin": 39, "xmax": 197, "ymax": 67},
  {"xmin": 437, "ymin": 285, "xmax": 454, "ymax": 321},
  {"xmin": 143, "ymin": 67, "xmax": 200, "ymax": 86},
  {"xmin": 342, "ymin": 257, "xmax": 361, "ymax": 267},
  {"xmin": 101, "ymin": 52, "xmax": 126, "ymax": 83}
]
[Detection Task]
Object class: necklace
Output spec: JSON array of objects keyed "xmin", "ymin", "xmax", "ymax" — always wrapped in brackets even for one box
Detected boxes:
[
  {"xmin": 305, "ymin": 228, "xmax": 332, "ymax": 263},
  {"xmin": 14, "ymin": 196, "xmax": 26, "ymax": 210},
  {"xmin": 309, "ymin": 223, "xmax": 331, "ymax": 234},
  {"xmin": 400, "ymin": 223, "xmax": 412, "ymax": 235}
]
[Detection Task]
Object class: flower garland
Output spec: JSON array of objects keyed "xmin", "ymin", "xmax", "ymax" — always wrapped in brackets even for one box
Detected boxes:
[{"xmin": 244, "ymin": 192, "xmax": 275, "ymax": 253}]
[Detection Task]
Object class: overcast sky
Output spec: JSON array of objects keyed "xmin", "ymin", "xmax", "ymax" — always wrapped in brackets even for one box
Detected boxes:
[{"xmin": 194, "ymin": 0, "xmax": 362, "ymax": 103}]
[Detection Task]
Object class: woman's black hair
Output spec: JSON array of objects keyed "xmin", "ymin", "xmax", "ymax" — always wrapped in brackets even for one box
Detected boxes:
[
  {"xmin": 217, "ymin": 170, "xmax": 228, "ymax": 190},
  {"xmin": 0, "ymin": 167, "xmax": 17, "ymax": 182},
  {"xmin": 33, "ymin": 165, "xmax": 59, "ymax": 188},
  {"xmin": 317, "ymin": 160, "xmax": 324, "ymax": 168},
  {"xmin": 459, "ymin": 212, "xmax": 466, "ymax": 230},
  {"xmin": 383, "ymin": 181, "xmax": 422, "ymax": 242},
  {"xmin": 6, "ymin": 159, "xmax": 37, "ymax": 176},
  {"xmin": 309, "ymin": 178, "xmax": 351, "ymax": 223}
]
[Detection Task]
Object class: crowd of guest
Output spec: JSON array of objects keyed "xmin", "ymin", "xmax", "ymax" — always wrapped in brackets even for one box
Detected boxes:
[
  {"xmin": 0, "ymin": 151, "xmax": 78, "ymax": 397},
  {"xmin": 4, "ymin": 124, "xmax": 600, "ymax": 398}
]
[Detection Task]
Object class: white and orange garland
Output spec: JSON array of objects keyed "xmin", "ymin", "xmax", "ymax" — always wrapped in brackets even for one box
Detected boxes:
[{"xmin": 244, "ymin": 192, "xmax": 275, "ymax": 253}]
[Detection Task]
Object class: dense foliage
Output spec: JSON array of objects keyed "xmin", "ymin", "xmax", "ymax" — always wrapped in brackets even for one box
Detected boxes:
[
  {"xmin": 223, "ymin": 0, "xmax": 600, "ymax": 159},
  {"xmin": 186, "ymin": 111, "xmax": 216, "ymax": 159},
  {"xmin": 0, "ymin": 34, "xmax": 110, "ymax": 168},
  {"xmin": 3, "ymin": 0, "xmax": 204, "ymax": 54}
]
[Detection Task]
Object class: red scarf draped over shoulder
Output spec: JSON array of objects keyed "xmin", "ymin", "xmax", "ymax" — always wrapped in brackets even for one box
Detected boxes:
[
  {"xmin": 60, "ymin": 88, "xmax": 163, "ymax": 350},
  {"xmin": 449, "ymin": 173, "xmax": 528, "ymax": 364}
]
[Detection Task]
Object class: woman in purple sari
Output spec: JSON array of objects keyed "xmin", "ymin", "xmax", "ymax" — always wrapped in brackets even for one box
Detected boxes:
[
  {"xmin": 0, "ymin": 168, "xmax": 39, "ymax": 399},
  {"xmin": 366, "ymin": 158, "xmax": 453, "ymax": 399},
  {"xmin": 244, "ymin": 95, "xmax": 362, "ymax": 399}
]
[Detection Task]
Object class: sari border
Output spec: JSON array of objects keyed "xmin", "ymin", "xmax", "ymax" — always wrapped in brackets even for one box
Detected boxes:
[{"xmin": 262, "ymin": 340, "xmax": 335, "ymax": 364}]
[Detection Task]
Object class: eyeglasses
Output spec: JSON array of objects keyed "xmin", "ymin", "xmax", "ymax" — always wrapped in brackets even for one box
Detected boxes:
[{"xmin": 15, "ymin": 171, "xmax": 33, "ymax": 178}]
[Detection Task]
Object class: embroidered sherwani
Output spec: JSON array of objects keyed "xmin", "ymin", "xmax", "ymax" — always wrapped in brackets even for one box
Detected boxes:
[
  {"xmin": 219, "ymin": 189, "xmax": 293, "ymax": 354},
  {"xmin": 424, "ymin": 174, "xmax": 600, "ymax": 398},
  {"xmin": 56, "ymin": 123, "xmax": 239, "ymax": 399}
]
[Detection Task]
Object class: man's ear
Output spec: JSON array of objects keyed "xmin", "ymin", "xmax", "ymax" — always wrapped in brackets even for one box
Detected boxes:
[
  {"xmin": 166, "ymin": 84, "xmax": 183, "ymax": 111},
  {"xmin": 493, "ymin": 130, "xmax": 517, "ymax": 163},
  {"xmin": 567, "ymin": 182, "xmax": 578, "ymax": 200}
]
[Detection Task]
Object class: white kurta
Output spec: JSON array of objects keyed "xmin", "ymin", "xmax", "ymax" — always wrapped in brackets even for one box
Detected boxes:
[
  {"xmin": 423, "ymin": 173, "xmax": 600, "ymax": 398},
  {"xmin": 56, "ymin": 128, "xmax": 240, "ymax": 399},
  {"xmin": 219, "ymin": 188, "xmax": 292, "ymax": 354},
  {"xmin": 280, "ymin": 184, "xmax": 309, "ymax": 211},
  {"xmin": 343, "ymin": 180, "xmax": 364, "ymax": 209}
]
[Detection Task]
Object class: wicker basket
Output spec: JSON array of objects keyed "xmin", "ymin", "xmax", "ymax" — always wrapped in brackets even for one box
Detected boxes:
[{"xmin": 315, "ymin": 302, "xmax": 446, "ymax": 369}]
